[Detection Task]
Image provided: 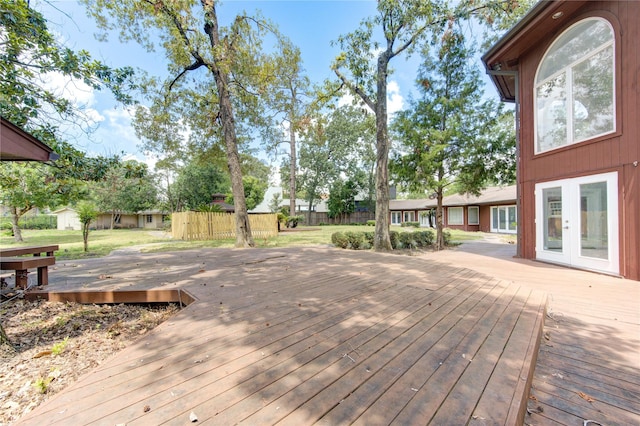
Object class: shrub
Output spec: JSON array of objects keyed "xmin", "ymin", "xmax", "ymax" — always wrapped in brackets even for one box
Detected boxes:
[
  {"xmin": 286, "ymin": 215, "xmax": 304, "ymax": 228},
  {"xmin": 363, "ymin": 231, "xmax": 375, "ymax": 247},
  {"xmin": 2, "ymin": 215, "xmax": 58, "ymax": 230},
  {"xmin": 344, "ymin": 231, "xmax": 365, "ymax": 250},
  {"xmin": 389, "ymin": 230, "xmax": 399, "ymax": 249},
  {"xmin": 398, "ymin": 232, "xmax": 417, "ymax": 249},
  {"xmin": 414, "ymin": 230, "xmax": 435, "ymax": 247},
  {"xmin": 443, "ymin": 229, "xmax": 452, "ymax": 246},
  {"xmin": 366, "ymin": 220, "xmax": 375, "ymax": 226},
  {"xmin": 331, "ymin": 232, "xmax": 349, "ymax": 249},
  {"xmin": 400, "ymin": 221, "xmax": 420, "ymax": 228}
]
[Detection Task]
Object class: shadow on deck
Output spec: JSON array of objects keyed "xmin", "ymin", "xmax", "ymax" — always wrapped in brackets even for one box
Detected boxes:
[{"xmin": 17, "ymin": 247, "xmax": 546, "ymax": 425}]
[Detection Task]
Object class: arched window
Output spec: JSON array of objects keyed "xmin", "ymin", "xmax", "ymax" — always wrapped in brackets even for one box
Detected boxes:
[{"xmin": 535, "ymin": 18, "xmax": 615, "ymax": 153}]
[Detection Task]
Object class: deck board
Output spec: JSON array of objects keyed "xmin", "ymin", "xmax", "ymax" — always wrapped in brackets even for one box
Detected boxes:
[{"xmin": 17, "ymin": 247, "xmax": 547, "ymax": 425}]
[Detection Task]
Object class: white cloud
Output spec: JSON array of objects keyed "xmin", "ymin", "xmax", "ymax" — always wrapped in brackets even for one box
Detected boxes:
[
  {"xmin": 336, "ymin": 80, "xmax": 404, "ymax": 117},
  {"xmin": 387, "ymin": 80, "xmax": 404, "ymax": 116},
  {"xmin": 42, "ymin": 72, "xmax": 96, "ymax": 106}
]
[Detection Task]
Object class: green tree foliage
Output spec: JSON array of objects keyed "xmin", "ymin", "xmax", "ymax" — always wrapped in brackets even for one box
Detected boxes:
[
  {"xmin": 84, "ymin": 0, "xmax": 298, "ymax": 247},
  {"xmin": 327, "ymin": 178, "xmax": 362, "ymax": 223},
  {"xmin": 92, "ymin": 161, "xmax": 158, "ymax": 229},
  {"xmin": 226, "ymin": 176, "xmax": 268, "ymax": 211},
  {"xmin": 323, "ymin": 106, "xmax": 376, "ymax": 213},
  {"xmin": 76, "ymin": 201, "xmax": 98, "ymax": 252},
  {"xmin": 0, "ymin": 0, "xmax": 134, "ymax": 129},
  {"xmin": 258, "ymin": 40, "xmax": 312, "ymax": 217},
  {"xmin": 0, "ymin": 163, "xmax": 60, "ymax": 242},
  {"xmin": 296, "ymin": 105, "xmax": 375, "ymax": 221},
  {"xmin": 268, "ymin": 191, "xmax": 283, "ymax": 213},
  {"xmin": 297, "ymin": 115, "xmax": 339, "ymax": 217},
  {"xmin": 0, "ymin": 1, "xmax": 136, "ymax": 242},
  {"xmin": 391, "ymin": 25, "xmax": 515, "ymax": 249},
  {"xmin": 171, "ymin": 162, "xmax": 230, "ymax": 211},
  {"xmin": 331, "ymin": 0, "xmax": 524, "ymax": 251}
]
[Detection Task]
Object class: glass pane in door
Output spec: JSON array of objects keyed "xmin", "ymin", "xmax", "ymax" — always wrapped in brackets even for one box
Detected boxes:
[
  {"xmin": 543, "ymin": 187, "xmax": 563, "ymax": 251},
  {"xmin": 508, "ymin": 206, "xmax": 517, "ymax": 231},
  {"xmin": 499, "ymin": 207, "xmax": 507, "ymax": 231},
  {"xmin": 580, "ymin": 182, "xmax": 608, "ymax": 259}
]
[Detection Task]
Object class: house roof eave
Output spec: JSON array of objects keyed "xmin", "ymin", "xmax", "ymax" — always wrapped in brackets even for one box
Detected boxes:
[{"xmin": 1, "ymin": 117, "xmax": 60, "ymax": 161}]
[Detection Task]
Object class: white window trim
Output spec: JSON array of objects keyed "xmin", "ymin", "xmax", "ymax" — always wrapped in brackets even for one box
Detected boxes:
[
  {"xmin": 533, "ymin": 17, "xmax": 616, "ymax": 154},
  {"xmin": 448, "ymin": 207, "xmax": 464, "ymax": 226},
  {"xmin": 391, "ymin": 211, "xmax": 401, "ymax": 225},
  {"xmin": 467, "ymin": 206, "xmax": 479, "ymax": 225},
  {"xmin": 403, "ymin": 211, "xmax": 415, "ymax": 223},
  {"xmin": 491, "ymin": 205, "xmax": 517, "ymax": 234}
]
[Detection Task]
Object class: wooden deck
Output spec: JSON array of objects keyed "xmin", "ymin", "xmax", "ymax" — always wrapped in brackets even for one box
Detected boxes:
[
  {"xmin": 18, "ymin": 247, "xmax": 546, "ymax": 425},
  {"xmin": 426, "ymin": 238, "xmax": 640, "ymax": 425}
]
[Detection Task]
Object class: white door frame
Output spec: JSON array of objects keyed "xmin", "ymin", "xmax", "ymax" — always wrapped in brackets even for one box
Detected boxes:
[{"xmin": 535, "ymin": 172, "xmax": 619, "ymax": 275}]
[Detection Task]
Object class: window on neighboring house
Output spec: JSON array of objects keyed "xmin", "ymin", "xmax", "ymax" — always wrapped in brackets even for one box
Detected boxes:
[
  {"xmin": 491, "ymin": 205, "xmax": 517, "ymax": 234},
  {"xmin": 403, "ymin": 211, "xmax": 415, "ymax": 223},
  {"xmin": 391, "ymin": 211, "xmax": 401, "ymax": 225},
  {"xmin": 114, "ymin": 213, "xmax": 121, "ymax": 224},
  {"xmin": 468, "ymin": 206, "xmax": 479, "ymax": 225},
  {"xmin": 146, "ymin": 214, "xmax": 153, "ymax": 223},
  {"xmin": 535, "ymin": 18, "xmax": 615, "ymax": 154},
  {"xmin": 448, "ymin": 207, "xmax": 464, "ymax": 225}
]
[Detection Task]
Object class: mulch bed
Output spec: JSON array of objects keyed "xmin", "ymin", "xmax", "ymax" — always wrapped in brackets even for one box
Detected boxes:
[{"xmin": 0, "ymin": 298, "xmax": 178, "ymax": 424}]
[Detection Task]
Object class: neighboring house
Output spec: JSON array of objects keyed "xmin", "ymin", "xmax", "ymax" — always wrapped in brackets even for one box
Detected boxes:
[
  {"xmin": 54, "ymin": 207, "xmax": 82, "ymax": 230},
  {"xmin": 211, "ymin": 193, "xmax": 235, "ymax": 213},
  {"xmin": 94, "ymin": 212, "xmax": 138, "ymax": 229},
  {"xmin": 54, "ymin": 208, "xmax": 167, "ymax": 230},
  {"xmin": 251, "ymin": 187, "xmax": 374, "ymax": 225},
  {"xmin": 137, "ymin": 210, "xmax": 168, "ymax": 229},
  {"xmin": 389, "ymin": 186, "xmax": 517, "ymax": 234},
  {"xmin": 483, "ymin": 1, "xmax": 639, "ymax": 280},
  {"xmin": 250, "ymin": 187, "xmax": 325, "ymax": 214}
]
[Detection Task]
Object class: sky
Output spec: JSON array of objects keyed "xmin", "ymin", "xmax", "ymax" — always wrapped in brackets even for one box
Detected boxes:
[{"xmin": 34, "ymin": 0, "xmax": 501, "ymax": 172}]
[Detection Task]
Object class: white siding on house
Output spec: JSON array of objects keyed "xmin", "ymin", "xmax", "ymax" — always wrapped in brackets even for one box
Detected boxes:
[{"xmin": 55, "ymin": 208, "xmax": 81, "ymax": 230}]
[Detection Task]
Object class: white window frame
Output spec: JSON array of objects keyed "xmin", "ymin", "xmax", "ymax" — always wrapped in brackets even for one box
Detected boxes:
[
  {"xmin": 391, "ymin": 211, "xmax": 401, "ymax": 225},
  {"xmin": 467, "ymin": 206, "xmax": 479, "ymax": 225},
  {"xmin": 491, "ymin": 205, "xmax": 517, "ymax": 234},
  {"xmin": 403, "ymin": 211, "xmax": 415, "ymax": 223},
  {"xmin": 447, "ymin": 207, "xmax": 464, "ymax": 226},
  {"xmin": 534, "ymin": 17, "xmax": 615, "ymax": 154}
]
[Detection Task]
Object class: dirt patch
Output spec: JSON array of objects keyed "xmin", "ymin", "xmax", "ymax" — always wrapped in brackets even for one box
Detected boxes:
[{"xmin": 0, "ymin": 298, "xmax": 178, "ymax": 424}]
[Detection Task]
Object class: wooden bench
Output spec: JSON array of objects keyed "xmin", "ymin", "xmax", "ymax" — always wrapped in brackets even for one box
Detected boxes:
[
  {"xmin": 1, "ymin": 256, "xmax": 56, "ymax": 288},
  {"xmin": 1, "ymin": 245, "xmax": 58, "ymax": 289},
  {"xmin": 0, "ymin": 245, "xmax": 58, "ymax": 257}
]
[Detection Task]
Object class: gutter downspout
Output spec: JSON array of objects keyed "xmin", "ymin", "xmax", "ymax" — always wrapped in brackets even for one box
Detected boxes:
[{"xmin": 486, "ymin": 70, "xmax": 521, "ymax": 259}]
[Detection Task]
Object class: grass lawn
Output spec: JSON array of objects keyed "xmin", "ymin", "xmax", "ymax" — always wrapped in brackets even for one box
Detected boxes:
[
  {"xmin": 0, "ymin": 229, "xmax": 173, "ymax": 260},
  {"xmin": 1, "ymin": 226, "xmax": 494, "ymax": 260}
]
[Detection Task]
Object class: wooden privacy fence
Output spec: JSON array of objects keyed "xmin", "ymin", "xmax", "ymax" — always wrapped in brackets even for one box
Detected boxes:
[{"xmin": 172, "ymin": 212, "xmax": 278, "ymax": 241}]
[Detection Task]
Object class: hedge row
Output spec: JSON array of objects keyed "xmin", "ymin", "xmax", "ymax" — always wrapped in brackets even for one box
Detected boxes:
[
  {"xmin": 331, "ymin": 229, "xmax": 451, "ymax": 250},
  {"xmin": 0, "ymin": 215, "xmax": 57, "ymax": 230}
]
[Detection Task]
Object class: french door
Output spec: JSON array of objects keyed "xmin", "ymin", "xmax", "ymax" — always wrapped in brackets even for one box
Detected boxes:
[{"xmin": 535, "ymin": 172, "xmax": 619, "ymax": 274}]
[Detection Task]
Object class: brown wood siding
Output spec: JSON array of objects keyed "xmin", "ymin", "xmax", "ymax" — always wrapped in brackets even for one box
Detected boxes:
[
  {"xmin": 479, "ymin": 206, "xmax": 491, "ymax": 232},
  {"xmin": 515, "ymin": 1, "xmax": 639, "ymax": 280}
]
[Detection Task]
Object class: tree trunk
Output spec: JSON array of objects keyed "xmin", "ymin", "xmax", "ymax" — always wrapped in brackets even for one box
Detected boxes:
[
  {"xmin": 436, "ymin": 190, "xmax": 444, "ymax": 251},
  {"xmin": 10, "ymin": 207, "xmax": 23, "ymax": 242},
  {"xmin": 373, "ymin": 53, "xmax": 392, "ymax": 251},
  {"xmin": 288, "ymin": 93, "xmax": 297, "ymax": 218},
  {"xmin": 202, "ymin": 0, "xmax": 253, "ymax": 248},
  {"xmin": 82, "ymin": 223, "xmax": 90, "ymax": 252},
  {"xmin": 289, "ymin": 124, "xmax": 297, "ymax": 219}
]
